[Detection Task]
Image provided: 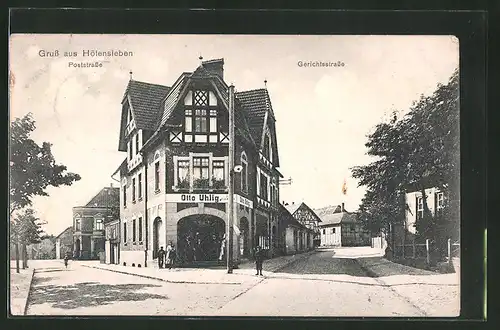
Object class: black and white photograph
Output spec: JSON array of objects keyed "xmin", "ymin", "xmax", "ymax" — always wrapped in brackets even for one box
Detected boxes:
[{"xmin": 9, "ymin": 34, "xmax": 460, "ymax": 317}]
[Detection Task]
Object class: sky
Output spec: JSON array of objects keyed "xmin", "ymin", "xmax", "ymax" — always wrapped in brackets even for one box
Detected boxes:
[{"xmin": 9, "ymin": 34, "xmax": 459, "ymax": 235}]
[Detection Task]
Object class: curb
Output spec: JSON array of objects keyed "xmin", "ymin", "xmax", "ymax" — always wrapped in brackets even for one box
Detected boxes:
[
  {"xmin": 81, "ymin": 265, "xmax": 243, "ymax": 285},
  {"xmin": 22, "ymin": 268, "xmax": 36, "ymax": 316}
]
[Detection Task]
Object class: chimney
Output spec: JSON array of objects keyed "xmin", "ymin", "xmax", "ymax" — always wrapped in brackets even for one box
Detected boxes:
[
  {"xmin": 202, "ymin": 58, "xmax": 224, "ymax": 79},
  {"xmin": 341, "ymin": 203, "xmax": 345, "ymax": 212},
  {"xmin": 292, "ymin": 202, "xmax": 295, "ymax": 205},
  {"xmin": 110, "ymin": 182, "xmax": 113, "ymax": 188}
]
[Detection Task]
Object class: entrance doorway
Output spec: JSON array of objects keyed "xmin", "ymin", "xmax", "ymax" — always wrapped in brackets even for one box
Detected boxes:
[
  {"xmin": 74, "ymin": 238, "xmax": 81, "ymax": 259},
  {"xmin": 153, "ymin": 217, "xmax": 162, "ymax": 259},
  {"xmin": 178, "ymin": 214, "xmax": 225, "ymax": 263},
  {"xmin": 240, "ymin": 217, "xmax": 249, "ymax": 257}
]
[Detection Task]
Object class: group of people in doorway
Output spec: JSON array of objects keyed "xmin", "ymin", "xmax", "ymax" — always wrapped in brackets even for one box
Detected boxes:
[{"xmin": 157, "ymin": 242, "xmax": 177, "ymax": 269}]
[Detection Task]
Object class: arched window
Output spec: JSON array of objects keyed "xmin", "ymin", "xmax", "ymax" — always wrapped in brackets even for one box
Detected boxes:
[{"xmin": 240, "ymin": 151, "xmax": 248, "ymax": 192}]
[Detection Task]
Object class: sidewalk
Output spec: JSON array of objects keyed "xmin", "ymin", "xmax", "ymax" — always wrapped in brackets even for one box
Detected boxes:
[
  {"xmin": 357, "ymin": 257, "xmax": 460, "ymax": 317},
  {"xmin": 9, "ymin": 267, "xmax": 35, "ymax": 316},
  {"xmin": 80, "ymin": 250, "xmax": 316, "ymax": 284}
]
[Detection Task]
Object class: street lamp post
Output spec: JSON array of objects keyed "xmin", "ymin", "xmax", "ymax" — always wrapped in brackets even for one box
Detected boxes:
[{"xmin": 227, "ymin": 84, "xmax": 235, "ymax": 274}]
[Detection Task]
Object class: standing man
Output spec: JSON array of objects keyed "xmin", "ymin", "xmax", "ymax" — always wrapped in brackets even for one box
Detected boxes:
[
  {"xmin": 158, "ymin": 246, "xmax": 166, "ymax": 269},
  {"xmin": 254, "ymin": 246, "xmax": 264, "ymax": 276}
]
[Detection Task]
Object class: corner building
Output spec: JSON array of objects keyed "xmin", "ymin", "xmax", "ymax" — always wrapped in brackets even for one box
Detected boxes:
[{"xmin": 116, "ymin": 59, "xmax": 283, "ymax": 268}]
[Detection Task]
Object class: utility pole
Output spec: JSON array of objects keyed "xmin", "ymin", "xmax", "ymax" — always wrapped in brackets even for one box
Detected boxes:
[{"xmin": 227, "ymin": 84, "xmax": 235, "ymax": 274}]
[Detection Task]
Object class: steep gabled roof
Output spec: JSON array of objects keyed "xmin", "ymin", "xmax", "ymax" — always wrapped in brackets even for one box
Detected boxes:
[
  {"xmin": 293, "ymin": 202, "xmax": 322, "ymax": 223},
  {"xmin": 314, "ymin": 205, "xmax": 358, "ymax": 226},
  {"xmin": 84, "ymin": 187, "xmax": 120, "ymax": 208},
  {"xmin": 236, "ymin": 88, "xmax": 280, "ymax": 166},
  {"xmin": 56, "ymin": 226, "xmax": 73, "ymax": 239},
  {"xmin": 284, "ymin": 203, "xmax": 301, "ymax": 215},
  {"xmin": 278, "ymin": 203, "xmax": 307, "ymax": 230},
  {"xmin": 125, "ymin": 80, "xmax": 171, "ymax": 130}
]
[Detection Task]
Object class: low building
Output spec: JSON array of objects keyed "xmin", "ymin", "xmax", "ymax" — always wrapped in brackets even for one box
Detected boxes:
[
  {"xmin": 284, "ymin": 202, "xmax": 322, "ymax": 247},
  {"xmin": 278, "ymin": 204, "xmax": 314, "ymax": 255},
  {"xmin": 315, "ymin": 203, "xmax": 370, "ymax": 247},
  {"xmin": 55, "ymin": 226, "xmax": 74, "ymax": 259},
  {"xmin": 73, "ymin": 185, "xmax": 120, "ymax": 260}
]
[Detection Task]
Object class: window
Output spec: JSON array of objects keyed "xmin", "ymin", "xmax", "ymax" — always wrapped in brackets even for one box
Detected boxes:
[
  {"xmin": 154, "ymin": 161, "xmax": 160, "ymax": 191},
  {"xmin": 94, "ymin": 219, "xmax": 103, "ymax": 231},
  {"xmin": 132, "ymin": 178, "xmax": 136, "ymax": 202},
  {"xmin": 193, "ymin": 157, "xmax": 209, "ymax": 188},
  {"xmin": 241, "ymin": 152, "xmax": 248, "ymax": 192},
  {"xmin": 128, "ymin": 141, "xmax": 132, "ymax": 160},
  {"xmin": 260, "ymin": 173, "xmax": 268, "ymax": 200},
  {"xmin": 209, "ymin": 109, "xmax": 218, "ymax": 133},
  {"xmin": 132, "ymin": 219, "xmax": 136, "ymax": 242},
  {"xmin": 212, "ymin": 160, "xmax": 225, "ymax": 188},
  {"xmin": 263, "ymin": 134, "xmax": 270, "ymax": 160},
  {"xmin": 123, "ymin": 186, "xmax": 127, "ymax": 207},
  {"xmin": 178, "ymin": 160, "xmax": 190, "ymax": 189},
  {"xmin": 436, "ymin": 192, "xmax": 444, "ymax": 211},
  {"xmin": 194, "ymin": 109, "xmax": 208, "ymax": 133},
  {"xmin": 138, "ymin": 217, "xmax": 143, "ymax": 242},
  {"xmin": 123, "ymin": 222, "xmax": 127, "ymax": 243},
  {"xmin": 135, "ymin": 134, "xmax": 139, "ymax": 155},
  {"xmin": 138, "ymin": 173, "xmax": 142, "ymax": 199},
  {"xmin": 416, "ymin": 196, "xmax": 424, "ymax": 219},
  {"xmin": 75, "ymin": 219, "xmax": 81, "ymax": 231},
  {"xmin": 331, "ymin": 227, "xmax": 336, "ymax": 234},
  {"xmin": 322, "ymin": 229, "xmax": 326, "ymax": 234},
  {"xmin": 185, "ymin": 109, "xmax": 193, "ymax": 132}
]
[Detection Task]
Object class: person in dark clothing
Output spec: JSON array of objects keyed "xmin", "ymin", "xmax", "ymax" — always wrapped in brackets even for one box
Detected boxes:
[
  {"xmin": 254, "ymin": 246, "xmax": 264, "ymax": 276},
  {"xmin": 158, "ymin": 246, "xmax": 166, "ymax": 268}
]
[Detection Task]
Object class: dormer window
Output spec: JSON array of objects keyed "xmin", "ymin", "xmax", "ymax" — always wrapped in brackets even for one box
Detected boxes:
[{"xmin": 183, "ymin": 89, "xmax": 219, "ymax": 144}]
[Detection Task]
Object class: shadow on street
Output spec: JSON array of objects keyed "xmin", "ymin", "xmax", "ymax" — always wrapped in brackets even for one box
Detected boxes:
[{"xmin": 28, "ymin": 281, "xmax": 167, "ymax": 309}]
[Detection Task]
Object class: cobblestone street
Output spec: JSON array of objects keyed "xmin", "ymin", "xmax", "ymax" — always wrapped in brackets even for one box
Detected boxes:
[{"xmin": 23, "ymin": 249, "xmax": 459, "ymax": 317}]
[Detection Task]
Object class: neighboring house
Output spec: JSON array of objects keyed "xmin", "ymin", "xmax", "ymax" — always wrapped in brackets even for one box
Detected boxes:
[
  {"xmin": 315, "ymin": 203, "xmax": 370, "ymax": 247},
  {"xmin": 55, "ymin": 226, "xmax": 74, "ymax": 259},
  {"xmin": 404, "ymin": 186, "xmax": 445, "ymax": 236},
  {"xmin": 114, "ymin": 58, "xmax": 285, "ymax": 268},
  {"xmin": 104, "ymin": 217, "xmax": 120, "ymax": 264},
  {"xmin": 27, "ymin": 237, "xmax": 56, "ymax": 260},
  {"xmin": 73, "ymin": 185, "xmax": 120, "ymax": 260},
  {"xmin": 284, "ymin": 202, "xmax": 322, "ymax": 247},
  {"xmin": 278, "ymin": 204, "xmax": 314, "ymax": 255}
]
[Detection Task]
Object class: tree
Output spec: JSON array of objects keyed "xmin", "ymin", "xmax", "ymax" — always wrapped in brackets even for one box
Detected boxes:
[
  {"xmin": 10, "ymin": 113, "xmax": 81, "ymax": 272},
  {"xmin": 351, "ymin": 69, "xmax": 459, "ymax": 259},
  {"xmin": 10, "ymin": 208, "xmax": 46, "ymax": 270}
]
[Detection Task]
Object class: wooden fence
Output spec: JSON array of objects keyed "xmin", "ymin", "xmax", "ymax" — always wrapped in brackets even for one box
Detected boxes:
[{"xmin": 395, "ymin": 238, "xmax": 460, "ymax": 265}]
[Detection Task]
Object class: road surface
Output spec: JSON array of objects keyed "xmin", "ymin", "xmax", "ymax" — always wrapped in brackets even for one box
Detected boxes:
[{"xmin": 24, "ymin": 250, "xmax": 451, "ymax": 316}]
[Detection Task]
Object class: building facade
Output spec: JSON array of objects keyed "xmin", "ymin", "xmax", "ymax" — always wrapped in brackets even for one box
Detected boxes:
[
  {"xmin": 316, "ymin": 204, "xmax": 370, "ymax": 247},
  {"xmin": 116, "ymin": 58, "xmax": 283, "ymax": 268},
  {"xmin": 285, "ymin": 202, "xmax": 322, "ymax": 247},
  {"xmin": 104, "ymin": 218, "xmax": 120, "ymax": 264},
  {"xmin": 278, "ymin": 204, "xmax": 314, "ymax": 255},
  {"xmin": 73, "ymin": 185, "xmax": 120, "ymax": 260},
  {"xmin": 55, "ymin": 226, "xmax": 74, "ymax": 259}
]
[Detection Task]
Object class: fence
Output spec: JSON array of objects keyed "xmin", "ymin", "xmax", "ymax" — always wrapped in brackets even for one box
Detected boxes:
[{"xmin": 395, "ymin": 238, "xmax": 460, "ymax": 265}]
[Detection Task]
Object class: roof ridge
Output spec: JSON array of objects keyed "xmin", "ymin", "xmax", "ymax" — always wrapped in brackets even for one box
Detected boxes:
[{"xmin": 131, "ymin": 79, "xmax": 170, "ymax": 89}]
